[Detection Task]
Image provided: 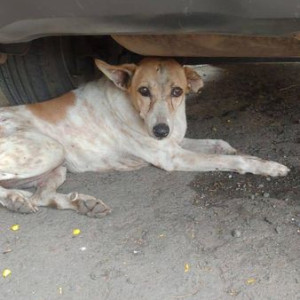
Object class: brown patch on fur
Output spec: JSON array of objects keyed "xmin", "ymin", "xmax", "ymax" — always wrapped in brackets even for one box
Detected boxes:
[
  {"xmin": 48, "ymin": 200, "xmax": 58, "ymax": 209},
  {"xmin": 27, "ymin": 92, "xmax": 75, "ymax": 124},
  {"xmin": 72, "ymin": 199, "xmax": 80, "ymax": 209}
]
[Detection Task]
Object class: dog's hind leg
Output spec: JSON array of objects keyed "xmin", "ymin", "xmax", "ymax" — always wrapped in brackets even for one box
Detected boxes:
[
  {"xmin": 0, "ymin": 132, "xmax": 65, "ymax": 213},
  {"xmin": 0, "ymin": 187, "xmax": 35, "ymax": 213},
  {"xmin": 0, "ymin": 132, "xmax": 110, "ymax": 217},
  {"xmin": 31, "ymin": 166, "xmax": 111, "ymax": 218}
]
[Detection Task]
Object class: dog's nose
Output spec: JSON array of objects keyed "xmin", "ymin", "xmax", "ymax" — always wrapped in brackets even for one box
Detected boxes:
[{"xmin": 153, "ymin": 123, "xmax": 170, "ymax": 138}]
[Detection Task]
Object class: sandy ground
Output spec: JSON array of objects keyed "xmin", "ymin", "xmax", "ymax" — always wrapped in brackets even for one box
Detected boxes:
[{"xmin": 0, "ymin": 63, "xmax": 300, "ymax": 300}]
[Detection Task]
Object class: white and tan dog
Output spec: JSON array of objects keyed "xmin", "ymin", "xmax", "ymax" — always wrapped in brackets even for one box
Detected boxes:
[{"xmin": 0, "ymin": 58, "xmax": 289, "ymax": 217}]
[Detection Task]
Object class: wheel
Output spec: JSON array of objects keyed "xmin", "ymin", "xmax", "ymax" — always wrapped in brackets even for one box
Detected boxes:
[{"xmin": 0, "ymin": 37, "xmax": 94, "ymax": 105}]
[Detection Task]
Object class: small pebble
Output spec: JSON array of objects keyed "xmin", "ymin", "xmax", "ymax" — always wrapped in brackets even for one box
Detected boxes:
[
  {"xmin": 275, "ymin": 226, "xmax": 281, "ymax": 234},
  {"xmin": 231, "ymin": 229, "xmax": 242, "ymax": 238},
  {"xmin": 250, "ymin": 194, "xmax": 255, "ymax": 200},
  {"xmin": 2, "ymin": 248, "xmax": 12, "ymax": 254},
  {"xmin": 291, "ymin": 218, "xmax": 300, "ymax": 228},
  {"xmin": 263, "ymin": 192, "xmax": 270, "ymax": 198},
  {"xmin": 264, "ymin": 217, "xmax": 273, "ymax": 224},
  {"xmin": 228, "ymin": 289, "xmax": 240, "ymax": 296}
]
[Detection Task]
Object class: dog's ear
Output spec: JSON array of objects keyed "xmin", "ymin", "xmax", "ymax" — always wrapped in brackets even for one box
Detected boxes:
[
  {"xmin": 95, "ymin": 59, "xmax": 137, "ymax": 90},
  {"xmin": 184, "ymin": 66, "xmax": 204, "ymax": 93}
]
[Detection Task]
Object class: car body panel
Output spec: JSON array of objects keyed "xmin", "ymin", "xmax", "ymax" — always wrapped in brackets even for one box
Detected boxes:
[{"xmin": 1, "ymin": 0, "xmax": 300, "ymax": 44}]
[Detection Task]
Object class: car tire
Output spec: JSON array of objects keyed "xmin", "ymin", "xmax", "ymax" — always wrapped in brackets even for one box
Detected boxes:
[{"xmin": 0, "ymin": 37, "xmax": 92, "ymax": 105}]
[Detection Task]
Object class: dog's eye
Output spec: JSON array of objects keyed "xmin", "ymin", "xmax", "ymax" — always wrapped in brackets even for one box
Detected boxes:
[
  {"xmin": 171, "ymin": 87, "xmax": 183, "ymax": 97},
  {"xmin": 138, "ymin": 87, "xmax": 151, "ymax": 97}
]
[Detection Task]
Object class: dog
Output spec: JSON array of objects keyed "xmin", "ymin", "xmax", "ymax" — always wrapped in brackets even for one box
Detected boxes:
[{"xmin": 0, "ymin": 58, "xmax": 289, "ymax": 217}]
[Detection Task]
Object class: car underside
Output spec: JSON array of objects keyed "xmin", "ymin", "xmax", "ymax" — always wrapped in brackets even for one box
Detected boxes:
[{"xmin": 1, "ymin": 0, "xmax": 300, "ymax": 104}]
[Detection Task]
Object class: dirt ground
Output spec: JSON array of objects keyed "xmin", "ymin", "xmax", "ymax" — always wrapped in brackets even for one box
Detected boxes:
[{"xmin": 0, "ymin": 63, "xmax": 300, "ymax": 300}]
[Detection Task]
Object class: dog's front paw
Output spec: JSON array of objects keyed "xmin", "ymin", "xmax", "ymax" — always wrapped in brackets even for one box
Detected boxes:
[
  {"xmin": 261, "ymin": 161, "xmax": 290, "ymax": 177},
  {"xmin": 241, "ymin": 156, "xmax": 290, "ymax": 177},
  {"xmin": 70, "ymin": 193, "xmax": 111, "ymax": 218}
]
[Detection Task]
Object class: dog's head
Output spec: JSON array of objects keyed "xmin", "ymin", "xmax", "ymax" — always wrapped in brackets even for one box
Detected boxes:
[{"xmin": 95, "ymin": 58, "xmax": 203, "ymax": 139}]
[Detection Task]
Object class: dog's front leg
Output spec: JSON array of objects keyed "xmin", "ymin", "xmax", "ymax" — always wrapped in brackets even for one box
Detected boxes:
[
  {"xmin": 147, "ymin": 145, "xmax": 289, "ymax": 177},
  {"xmin": 181, "ymin": 138, "xmax": 237, "ymax": 154}
]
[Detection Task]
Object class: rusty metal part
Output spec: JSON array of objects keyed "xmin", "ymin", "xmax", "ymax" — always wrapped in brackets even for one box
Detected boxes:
[
  {"xmin": 0, "ymin": 53, "xmax": 7, "ymax": 64},
  {"xmin": 112, "ymin": 34, "xmax": 300, "ymax": 58}
]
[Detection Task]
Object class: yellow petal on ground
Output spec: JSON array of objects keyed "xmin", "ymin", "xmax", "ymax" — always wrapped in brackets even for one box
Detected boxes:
[
  {"xmin": 72, "ymin": 228, "xmax": 81, "ymax": 236},
  {"xmin": 10, "ymin": 224, "xmax": 20, "ymax": 231},
  {"xmin": 184, "ymin": 263, "xmax": 190, "ymax": 273},
  {"xmin": 246, "ymin": 277, "xmax": 257, "ymax": 285},
  {"xmin": 2, "ymin": 269, "xmax": 11, "ymax": 278}
]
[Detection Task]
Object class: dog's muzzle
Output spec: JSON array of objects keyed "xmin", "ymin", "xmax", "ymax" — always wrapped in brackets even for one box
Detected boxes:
[{"xmin": 153, "ymin": 123, "xmax": 170, "ymax": 139}]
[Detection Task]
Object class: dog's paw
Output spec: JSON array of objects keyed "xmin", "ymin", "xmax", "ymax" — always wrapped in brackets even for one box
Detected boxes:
[
  {"xmin": 6, "ymin": 191, "xmax": 38, "ymax": 213},
  {"xmin": 70, "ymin": 193, "xmax": 111, "ymax": 218},
  {"xmin": 261, "ymin": 161, "xmax": 290, "ymax": 177},
  {"xmin": 240, "ymin": 156, "xmax": 290, "ymax": 177}
]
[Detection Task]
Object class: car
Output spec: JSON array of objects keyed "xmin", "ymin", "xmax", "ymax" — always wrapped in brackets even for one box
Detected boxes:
[{"xmin": 1, "ymin": 0, "xmax": 300, "ymax": 105}]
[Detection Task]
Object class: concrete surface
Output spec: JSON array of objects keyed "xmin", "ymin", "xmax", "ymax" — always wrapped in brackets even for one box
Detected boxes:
[{"xmin": 0, "ymin": 63, "xmax": 300, "ymax": 300}]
